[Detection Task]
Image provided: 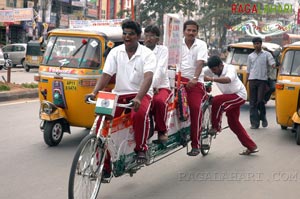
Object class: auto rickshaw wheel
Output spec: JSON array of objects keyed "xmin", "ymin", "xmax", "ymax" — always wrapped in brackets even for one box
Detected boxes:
[
  {"xmin": 43, "ymin": 120, "xmax": 64, "ymax": 146},
  {"xmin": 281, "ymin": 125, "xmax": 288, "ymax": 130},
  {"xmin": 295, "ymin": 125, "xmax": 300, "ymax": 145},
  {"xmin": 24, "ymin": 64, "xmax": 30, "ymax": 72}
]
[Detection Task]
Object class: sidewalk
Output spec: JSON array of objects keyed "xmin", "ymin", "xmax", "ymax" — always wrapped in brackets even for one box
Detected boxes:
[{"xmin": 0, "ymin": 88, "xmax": 38, "ymax": 102}]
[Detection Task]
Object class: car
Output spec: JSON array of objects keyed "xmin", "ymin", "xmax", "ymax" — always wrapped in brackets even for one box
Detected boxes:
[
  {"xmin": 1, "ymin": 43, "xmax": 27, "ymax": 67},
  {"xmin": 0, "ymin": 48, "xmax": 4, "ymax": 68}
]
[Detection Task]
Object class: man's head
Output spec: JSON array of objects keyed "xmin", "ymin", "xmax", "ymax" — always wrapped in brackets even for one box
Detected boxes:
[
  {"xmin": 252, "ymin": 37, "xmax": 262, "ymax": 52},
  {"xmin": 121, "ymin": 19, "xmax": 142, "ymax": 48},
  {"xmin": 183, "ymin": 20, "xmax": 199, "ymax": 42},
  {"xmin": 207, "ymin": 55, "xmax": 224, "ymax": 76},
  {"xmin": 144, "ymin": 25, "xmax": 160, "ymax": 50}
]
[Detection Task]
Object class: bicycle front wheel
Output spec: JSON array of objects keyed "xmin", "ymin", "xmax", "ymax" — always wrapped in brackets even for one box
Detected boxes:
[
  {"xmin": 68, "ymin": 134, "xmax": 106, "ymax": 199},
  {"xmin": 200, "ymin": 105, "xmax": 212, "ymax": 156}
]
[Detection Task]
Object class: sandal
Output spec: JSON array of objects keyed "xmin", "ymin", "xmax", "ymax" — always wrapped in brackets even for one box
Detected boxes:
[
  {"xmin": 239, "ymin": 148, "xmax": 259, "ymax": 155},
  {"xmin": 136, "ymin": 151, "xmax": 147, "ymax": 165},
  {"xmin": 187, "ymin": 148, "xmax": 200, "ymax": 156}
]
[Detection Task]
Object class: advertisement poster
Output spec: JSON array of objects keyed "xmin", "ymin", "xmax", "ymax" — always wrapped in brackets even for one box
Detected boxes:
[{"xmin": 163, "ymin": 13, "xmax": 183, "ymax": 71}]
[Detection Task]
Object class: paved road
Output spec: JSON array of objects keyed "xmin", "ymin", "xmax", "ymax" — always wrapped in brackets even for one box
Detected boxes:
[{"xmin": 0, "ymin": 99, "xmax": 300, "ymax": 199}]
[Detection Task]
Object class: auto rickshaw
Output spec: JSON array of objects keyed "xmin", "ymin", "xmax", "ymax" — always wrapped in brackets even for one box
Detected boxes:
[
  {"xmin": 275, "ymin": 41, "xmax": 300, "ymax": 145},
  {"xmin": 34, "ymin": 26, "xmax": 133, "ymax": 146},
  {"xmin": 24, "ymin": 39, "xmax": 45, "ymax": 72},
  {"xmin": 225, "ymin": 42, "xmax": 281, "ymax": 99}
]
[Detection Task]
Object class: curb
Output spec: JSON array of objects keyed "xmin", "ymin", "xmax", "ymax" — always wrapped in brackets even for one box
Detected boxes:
[{"xmin": 0, "ymin": 88, "xmax": 38, "ymax": 102}]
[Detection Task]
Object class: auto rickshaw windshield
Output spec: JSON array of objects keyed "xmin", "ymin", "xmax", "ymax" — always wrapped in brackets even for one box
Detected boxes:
[
  {"xmin": 280, "ymin": 50, "xmax": 300, "ymax": 76},
  {"xmin": 225, "ymin": 48, "xmax": 253, "ymax": 66},
  {"xmin": 26, "ymin": 42, "xmax": 43, "ymax": 56},
  {"xmin": 42, "ymin": 36, "xmax": 101, "ymax": 69}
]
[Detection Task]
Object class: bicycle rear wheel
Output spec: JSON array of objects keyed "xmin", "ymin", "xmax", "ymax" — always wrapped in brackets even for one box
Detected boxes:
[
  {"xmin": 68, "ymin": 134, "xmax": 106, "ymax": 199},
  {"xmin": 200, "ymin": 105, "xmax": 212, "ymax": 156}
]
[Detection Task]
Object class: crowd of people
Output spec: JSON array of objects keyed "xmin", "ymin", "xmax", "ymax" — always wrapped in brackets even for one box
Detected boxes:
[{"xmin": 87, "ymin": 19, "xmax": 277, "ymax": 175}]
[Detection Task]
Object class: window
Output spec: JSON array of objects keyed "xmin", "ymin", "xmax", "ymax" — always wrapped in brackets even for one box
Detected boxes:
[
  {"xmin": 281, "ymin": 50, "xmax": 300, "ymax": 75},
  {"xmin": 6, "ymin": 0, "xmax": 16, "ymax": 7}
]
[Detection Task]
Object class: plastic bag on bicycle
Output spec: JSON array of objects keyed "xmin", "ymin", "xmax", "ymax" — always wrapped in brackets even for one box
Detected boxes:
[{"xmin": 177, "ymin": 85, "xmax": 189, "ymax": 121}]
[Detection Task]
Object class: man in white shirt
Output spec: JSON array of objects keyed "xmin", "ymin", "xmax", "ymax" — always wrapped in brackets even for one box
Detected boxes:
[
  {"xmin": 144, "ymin": 25, "xmax": 172, "ymax": 142},
  {"xmin": 204, "ymin": 55, "xmax": 258, "ymax": 155},
  {"xmin": 87, "ymin": 20, "xmax": 157, "ymax": 165},
  {"xmin": 180, "ymin": 20, "xmax": 208, "ymax": 156}
]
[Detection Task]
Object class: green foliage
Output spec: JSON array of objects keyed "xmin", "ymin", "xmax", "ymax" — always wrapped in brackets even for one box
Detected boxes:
[
  {"xmin": 139, "ymin": 0, "xmax": 198, "ymax": 27},
  {"xmin": 0, "ymin": 84, "xmax": 10, "ymax": 91},
  {"xmin": 21, "ymin": 83, "xmax": 38, "ymax": 89}
]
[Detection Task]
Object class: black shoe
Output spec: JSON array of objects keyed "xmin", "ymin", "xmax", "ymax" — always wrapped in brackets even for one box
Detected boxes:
[
  {"xmin": 250, "ymin": 125, "xmax": 259, "ymax": 129},
  {"xmin": 262, "ymin": 119, "xmax": 268, "ymax": 128},
  {"xmin": 101, "ymin": 170, "xmax": 111, "ymax": 183}
]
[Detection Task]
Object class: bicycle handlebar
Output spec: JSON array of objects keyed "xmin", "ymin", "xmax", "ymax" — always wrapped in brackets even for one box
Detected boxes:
[{"xmin": 86, "ymin": 97, "xmax": 134, "ymax": 109}]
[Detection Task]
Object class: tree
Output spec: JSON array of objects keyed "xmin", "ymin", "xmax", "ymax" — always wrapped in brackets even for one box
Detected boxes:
[{"xmin": 139, "ymin": 0, "xmax": 198, "ymax": 29}]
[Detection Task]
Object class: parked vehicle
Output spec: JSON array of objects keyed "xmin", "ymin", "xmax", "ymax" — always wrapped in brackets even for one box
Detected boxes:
[
  {"xmin": 275, "ymin": 41, "xmax": 300, "ymax": 145},
  {"xmin": 1, "ymin": 43, "xmax": 27, "ymax": 67},
  {"xmin": 225, "ymin": 42, "xmax": 281, "ymax": 99},
  {"xmin": 24, "ymin": 40, "xmax": 44, "ymax": 72}
]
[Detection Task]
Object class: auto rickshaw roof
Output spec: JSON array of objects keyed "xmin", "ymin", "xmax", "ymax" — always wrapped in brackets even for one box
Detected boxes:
[
  {"xmin": 48, "ymin": 26, "xmax": 144, "ymax": 42},
  {"xmin": 228, "ymin": 42, "xmax": 281, "ymax": 52}
]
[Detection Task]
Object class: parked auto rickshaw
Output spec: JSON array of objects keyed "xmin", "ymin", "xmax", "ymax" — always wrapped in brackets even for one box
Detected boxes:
[
  {"xmin": 275, "ymin": 41, "xmax": 300, "ymax": 145},
  {"xmin": 34, "ymin": 26, "xmax": 132, "ymax": 146},
  {"xmin": 225, "ymin": 42, "xmax": 281, "ymax": 99},
  {"xmin": 24, "ymin": 39, "xmax": 45, "ymax": 72}
]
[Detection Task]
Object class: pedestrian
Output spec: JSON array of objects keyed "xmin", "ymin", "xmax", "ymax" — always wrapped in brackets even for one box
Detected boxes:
[
  {"xmin": 144, "ymin": 25, "xmax": 172, "ymax": 142},
  {"xmin": 264, "ymin": 52, "xmax": 279, "ymax": 103},
  {"xmin": 246, "ymin": 37, "xmax": 275, "ymax": 129},
  {"xmin": 180, "ymin": 20, "xmax": 208, "ymax": 156},
  {"xmin": 86, "ymin": 19, "xmax": 157, "ymax": 167},
  {"xmin": 204, "ymin": 55, "xmax": 259, "ymax": 155}
]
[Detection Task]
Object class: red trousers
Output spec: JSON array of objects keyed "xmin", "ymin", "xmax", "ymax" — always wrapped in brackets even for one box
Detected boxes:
[
  {"xmin": 115, "ymin": 94, "xmax": 152, "ymax": 152},
  {"xmin": 211, "ymin": 94, "xmax": 257, "ymax": 150},
  {"xmin": 151, "ymin": 88, "xmax": 172, "ymax": 132},
  {"xmin": 181, "ymin": 77, "xmax": 207, "ymax": 149}
]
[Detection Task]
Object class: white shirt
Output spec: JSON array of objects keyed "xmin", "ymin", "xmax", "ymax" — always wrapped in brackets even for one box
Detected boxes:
[
  {"xmin": 247, "ymin": 50, "xmax": 275, "ymax": 80},
  {"xmin": 152, "ymin": 45, "xmax": 170, "ymax": 89},
  {"xmin": 181, "ymin": 38, "xmax": 208, "ymax": 82},
  {"xmin": 103, "ymin": 43, "xmax": 157, "ymax": 96},
  {"xmin": 203, "ymin": 64, "xmax": 247, "ymax": 100}
]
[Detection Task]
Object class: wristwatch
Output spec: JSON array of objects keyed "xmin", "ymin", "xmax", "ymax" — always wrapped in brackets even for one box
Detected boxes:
[{"xmin": 193, "ymin": 76, "xmax": 198, "ymax": 80}]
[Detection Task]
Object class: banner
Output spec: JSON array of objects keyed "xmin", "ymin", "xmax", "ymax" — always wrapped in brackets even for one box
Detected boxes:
[
  {"xmin": 69, "ymin": 19, "xmax": 123, "ymax": 28},
  {"xmin": 163, "ymin": 14, "xmax": 183, "ymax": 70},
  {"xmin": 0, "ymin": 10, "xmax": 14, "ymax": 22}
]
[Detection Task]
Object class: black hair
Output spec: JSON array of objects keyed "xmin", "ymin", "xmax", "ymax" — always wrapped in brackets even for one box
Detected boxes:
[
  {"xmin": 207, "ymin": 55, "xmax": 222, "ymax": 69},
  {"xmin": 144, "ymin": 25, "xmax": 160, "ymax": 37},
  {"xmin": 183, "ymin": 20, "xmax": 199, "ymax": 31},
  {"xmin": 121, "ymin": 19, "xmax": 142, "ymax": 35},
  {"xmin": 252, "ymin": 37, "xmax": 262, "ymax": 43}
]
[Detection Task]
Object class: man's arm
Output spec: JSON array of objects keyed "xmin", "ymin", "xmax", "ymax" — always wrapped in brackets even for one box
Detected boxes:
[
  {"xmin": 187, "ymin": 60, "xmax": 203, "ymax": 88},
  {"xmin": 132, "ymin": 71, "xmax": 153, "ymax": 111},
  {"xmin": 92, "ymin": 73, "xmax": 112, "ymax": 95}
]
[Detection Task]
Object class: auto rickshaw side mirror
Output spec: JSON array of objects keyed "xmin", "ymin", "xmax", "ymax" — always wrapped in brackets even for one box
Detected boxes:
[
  {"xmin": 3, "ymin": 53, "xmax": 9, "ymax": 59},
  {"xmin": 273, "ymin": 49, "xmax": 281, "ymax": 58},
  {"xmin": 227, "ymin": 46, "xmax": 231, "ymax": 52}
]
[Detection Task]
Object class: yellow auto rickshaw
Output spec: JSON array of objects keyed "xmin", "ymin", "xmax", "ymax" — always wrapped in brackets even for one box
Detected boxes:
[
  {"xmin": 275, "ymin": 41, "xmax": 300, "ymax": 145},
  {"xmin": 24, "ymin": 39, "xmax": 45, "ymax": 72},
  {"xmin": 225, "ymin": 42, "xmax": 281, "ymax": 99},
  {"xmin": 34, "ymin": 26, "xmax": 137, "ymax": 146}
]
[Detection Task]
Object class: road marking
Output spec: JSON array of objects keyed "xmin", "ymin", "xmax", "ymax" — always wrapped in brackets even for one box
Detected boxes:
[{"xmin": 0, "ymin": 99, "xmax": 39, "ymax": 106}]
